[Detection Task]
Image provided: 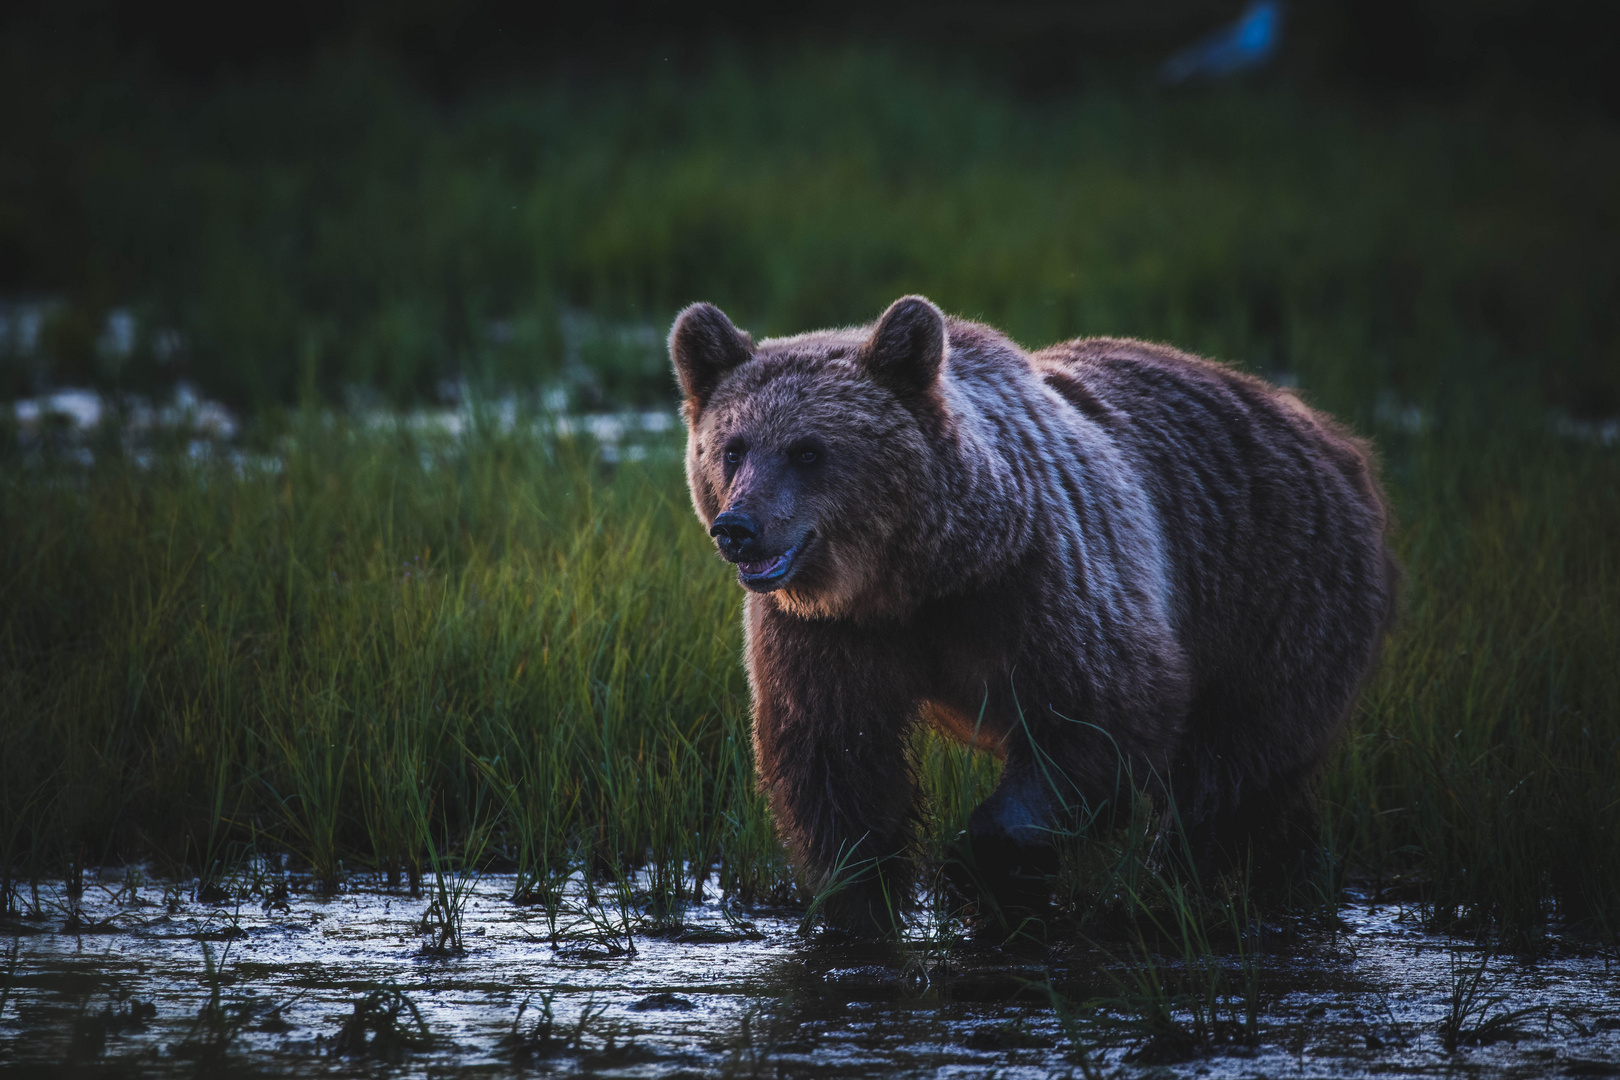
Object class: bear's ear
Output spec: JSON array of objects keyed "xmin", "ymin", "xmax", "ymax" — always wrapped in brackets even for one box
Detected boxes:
[
  {"xmin": 670, "ymin": 302, "xmax": 753, "ymax": 408},
  {"xmin": 858, "ymin": 295, "xmax": 946, "ymax": 401}
]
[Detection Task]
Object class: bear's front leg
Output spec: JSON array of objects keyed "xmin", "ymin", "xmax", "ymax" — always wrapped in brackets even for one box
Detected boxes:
[
  {"xmin": 954, "ymin": 746, "xmax": 1073, "ymax": 929},
  {"xmin": 744, "ymin": 596, "xmax": 920, "ymax": 935},
  {"xmin": 950, "ymin": 692, "xmax": 1180, "ymax": 931}
]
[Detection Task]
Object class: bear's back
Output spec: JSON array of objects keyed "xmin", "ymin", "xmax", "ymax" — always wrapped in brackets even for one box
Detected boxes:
[{"xmin": 1030, "ymin": 337, "xmax": 1396, "ymax": 698}]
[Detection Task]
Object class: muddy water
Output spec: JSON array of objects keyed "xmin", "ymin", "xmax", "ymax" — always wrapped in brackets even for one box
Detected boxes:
[{"xmin": 2, "ymin": 869, "xmax": 1617, "ymax": 1078}]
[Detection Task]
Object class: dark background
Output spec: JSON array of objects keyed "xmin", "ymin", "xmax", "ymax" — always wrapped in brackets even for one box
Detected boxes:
[
  {"xmin": 2, "ymin": 0, "xmax": 1617, "ymax": 414},
  {"xmin": 8, "ymin": 1, "xmax": 1618, "ymax": 108}
]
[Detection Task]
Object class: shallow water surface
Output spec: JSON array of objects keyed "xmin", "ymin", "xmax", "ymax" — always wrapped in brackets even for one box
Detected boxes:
[{"xmin": 2, "ymin": 869, "xmax": 1617, "ymax": 1077}]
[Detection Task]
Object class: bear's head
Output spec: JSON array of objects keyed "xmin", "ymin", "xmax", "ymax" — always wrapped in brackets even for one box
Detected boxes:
[{"xmin": 671, "ymin": 296, "xmax": 949, "ymax": 620}]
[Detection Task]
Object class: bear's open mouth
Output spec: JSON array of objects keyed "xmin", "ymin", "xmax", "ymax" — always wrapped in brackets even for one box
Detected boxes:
[{"xmin": 736, "ymin": 534, "xmax": 812, "ymax": 590}]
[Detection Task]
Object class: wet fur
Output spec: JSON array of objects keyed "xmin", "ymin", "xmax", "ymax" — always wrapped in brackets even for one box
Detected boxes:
[{"xmin": 672, "ymin": 299, "xmax": 1397, "ymax": 929}]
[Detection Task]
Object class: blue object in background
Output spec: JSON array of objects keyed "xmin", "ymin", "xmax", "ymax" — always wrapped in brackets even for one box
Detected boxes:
[{"xmin": 1160, "ymin": 1, "xmax": 1283, "ymax": 83}]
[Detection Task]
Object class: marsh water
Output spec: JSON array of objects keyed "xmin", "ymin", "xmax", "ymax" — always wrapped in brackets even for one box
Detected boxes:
[{"xmin": 2, "ymin": 867, "xmax": 1617, "ymax": 1078}]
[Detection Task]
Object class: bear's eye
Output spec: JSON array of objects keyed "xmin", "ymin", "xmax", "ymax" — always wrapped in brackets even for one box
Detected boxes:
[
  {"xmin": 794, "ymin": 448, "xmax": 819, "ymax": 465},
  {"xmin": 724, "ymin": 443, "xmax": 746, "ymax": 466}
]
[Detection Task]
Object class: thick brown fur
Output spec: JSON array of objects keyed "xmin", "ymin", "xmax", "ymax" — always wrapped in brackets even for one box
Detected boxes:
[{"xmin": 671, "ymin": 297, "xmax": 1397, "ymax": 932}]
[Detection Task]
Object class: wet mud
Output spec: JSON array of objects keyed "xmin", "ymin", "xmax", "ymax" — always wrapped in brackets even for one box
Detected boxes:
[{"xmin": 2, "ymin": 868, "xmax": 1617, "ymax": 1077}]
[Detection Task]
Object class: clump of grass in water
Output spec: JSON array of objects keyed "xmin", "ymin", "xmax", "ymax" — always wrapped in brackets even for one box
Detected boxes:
[
  {"xmin": 328, "ymin": 985, "xmax": 434, "ymax": 1059},
  {"xmin": 1024, "ymin": 791, "xmax": 1264, "ymax": 1065},
  {"xmin": 502, "ymin": 991, "xmax": 609, "ymax": 1061},
  {"xmin": 0, "ymin": 939, "xmax": 19, "ymax": 1022},
  {"xmin": 1437, "ymin": 946, "xmax": 1541, "ymax": 1052},
  {"xmin": 1029, "ymin": 888, "xmax": 1263, "ymax": 1066},
  {"xmin": 1107, "ymin": 878, "xmax": 1263, "ymax": 1062},
  {"xmin": 175, "ymin": 940, "xmax": 256, "ymax": 1068},
  {"xmin": 473, "ymin": 714, "xmax": 578, "ymax": 927},
  {"xmin": 413, "ymin": 811, "xmax": 478, "ymax": 955}
]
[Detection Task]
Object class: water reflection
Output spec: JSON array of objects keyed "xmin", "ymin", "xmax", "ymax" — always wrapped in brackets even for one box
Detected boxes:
[{"xmin": 1, "ymin": 867, "xmax": 1616, "ymax": 1077}]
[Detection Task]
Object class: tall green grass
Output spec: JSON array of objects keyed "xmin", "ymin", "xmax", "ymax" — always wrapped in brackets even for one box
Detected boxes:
[
  {"xmin": 0, "ymin": 418, "xmax": 790, "ymax": 915},
  {"xmin": 1327, "ymin": 414, "xmax": 1620, "ymax": 944},
  {"xmin": 3, "ymin": 47, "xmax": 1616, "ymax": 417},
  {"xmin": 2, "ymin": 403, "xmax": 1616, "ymax": 944}
]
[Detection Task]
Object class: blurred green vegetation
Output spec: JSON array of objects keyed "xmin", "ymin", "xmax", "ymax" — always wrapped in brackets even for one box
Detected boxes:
[
  {"xmin": 2, "ymin": 47, "xmax": 1617, "ymax": 416},
  {"xmin": 2, "ymin": 47, "xmax": 1618, "ymax": 945}
]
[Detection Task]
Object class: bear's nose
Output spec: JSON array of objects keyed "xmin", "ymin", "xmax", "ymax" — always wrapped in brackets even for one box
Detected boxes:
[{"xmin": 710, "ymin": 510, "xmax": 760, "ymax": 558}]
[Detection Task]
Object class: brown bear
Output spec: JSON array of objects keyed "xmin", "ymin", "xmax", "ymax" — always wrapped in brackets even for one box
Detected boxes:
[{"xmin": 670, "ymin": 295, "xmax": 1396, "ymax": 932}]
